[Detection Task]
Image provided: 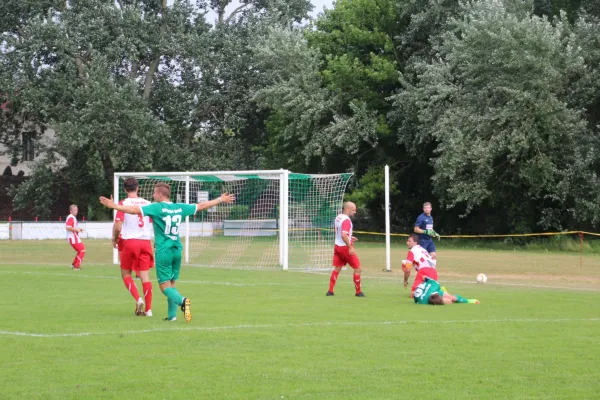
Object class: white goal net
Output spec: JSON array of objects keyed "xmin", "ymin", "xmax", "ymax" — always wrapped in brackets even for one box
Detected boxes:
[{"xmin": 113, "ymin": 170, "xmax": 352, "ymax": 269}]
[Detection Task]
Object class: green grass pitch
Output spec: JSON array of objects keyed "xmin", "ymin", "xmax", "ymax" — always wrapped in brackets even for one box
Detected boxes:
[{"xmin": 0, "ymin": 240, "xmax": 599, "ymax": 399}]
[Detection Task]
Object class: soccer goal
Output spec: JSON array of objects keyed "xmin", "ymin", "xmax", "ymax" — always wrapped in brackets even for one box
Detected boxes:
[{"xmin": 113, "ymin": 170, "xmax": 352, "ymax": 270}]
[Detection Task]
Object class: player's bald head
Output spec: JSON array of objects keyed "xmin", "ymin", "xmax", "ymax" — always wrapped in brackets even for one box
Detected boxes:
[
  {"xmin": 343, "ymin": 202, "xmax": 355, "ymax": 211},
  {"xmin": 342, "ymin": 201, "xmax": 357, "ymax": 217}
]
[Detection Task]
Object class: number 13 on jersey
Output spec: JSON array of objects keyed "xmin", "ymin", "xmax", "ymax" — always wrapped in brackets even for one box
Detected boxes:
[{"xmin": 162, "ymin": 215, "xmax": 182, "ymax": 235}]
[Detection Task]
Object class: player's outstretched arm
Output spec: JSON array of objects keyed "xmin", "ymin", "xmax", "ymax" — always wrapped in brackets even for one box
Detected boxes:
[
  {"xmin": 99, "ymin": 196, "xmax": 141, "ymax": 215},
  {"xmin": 196, "ymin": 192, "xmax": 235, "ymax": 212}
]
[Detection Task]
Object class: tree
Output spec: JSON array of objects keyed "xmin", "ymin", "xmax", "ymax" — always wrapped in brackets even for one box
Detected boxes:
[
  {"xmin": 152, "ymin": 0, "xmax": 314, "ymax": 172},
  {"xmin": 253, "ymin": 0, "xmax": 413, "ymax": 230},
  {"xmin": 1, "ymin": 0, "xmax": 313, "ymax": 217},
  {"xmin": 389, "ymin": 0, "xmax": 600, "ymax": 230},
  {"xmin": 1, "ymin": 0, "xmax": 201, "ymax": 210}
]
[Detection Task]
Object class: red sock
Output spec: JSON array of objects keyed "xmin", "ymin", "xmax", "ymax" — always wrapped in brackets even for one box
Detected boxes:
[
  {"xmin": 123, "ymin": 276, "xmax": 140, "ymax": 301},
  {"xmin": 142, "ymin": 281, "xmax": 153, "ymax": 311},
  {"xmin": 353, "ymin": 273, "xmax": 361, "ymax": 294},
  {"xmin": 329, "ymin": 270, "xmax": 340, "ymax": 292},
  {"xmin": 72, "ymin": 251, "xmax": 85, "ymax": 268},
  {"xmin": 71, "ymin": 244, "xmax": 85, "ymax": 268},
  {"xmin": 78, "ymin": 250, "xmax": 85, "ymax": 267}
]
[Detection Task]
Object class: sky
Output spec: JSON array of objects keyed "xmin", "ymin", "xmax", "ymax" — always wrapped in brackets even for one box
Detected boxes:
[
  {"xmin": 308, "ymin": 0, "xmax": 336, "ymax": 17},
  {"xmin": 203, "ymin": 0, "xmax": 336, "ymax": 24}
]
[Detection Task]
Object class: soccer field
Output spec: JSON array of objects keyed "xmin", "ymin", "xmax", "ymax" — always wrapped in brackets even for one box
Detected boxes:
[{"xmin": 1, "ymin": 241, "xmax": 599, "ymax": 399}]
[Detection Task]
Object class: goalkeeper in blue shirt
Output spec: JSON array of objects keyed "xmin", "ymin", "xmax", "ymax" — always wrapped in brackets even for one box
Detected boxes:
[{"xmin": 414, "ymin": 202, "xmax": 440, "ymax": 259}]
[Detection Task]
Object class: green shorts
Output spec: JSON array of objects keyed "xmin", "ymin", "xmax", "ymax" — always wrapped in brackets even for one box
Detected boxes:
[{"xmin": 154, "ymin": 247, "xmax": 182, "ymax": 284}]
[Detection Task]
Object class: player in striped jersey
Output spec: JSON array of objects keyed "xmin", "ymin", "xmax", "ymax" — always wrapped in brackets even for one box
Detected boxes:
[
  {"xmin": 65, "ymin": 204, "xmax": 85, "ymax": 270},
  {"xmin": 402, "ymin": 234, "xmax": 438, "ymax": 297},
  {"xmin": 327, "ymin": 201, "xmax": 365, "ymax": 297},
  {"xmin": 100, "ymin": 183, "xmax": 235, "ymax": 323},
  {"xmin": 113, "ymin": 177, "xmax": 154, "ymax": 316}
]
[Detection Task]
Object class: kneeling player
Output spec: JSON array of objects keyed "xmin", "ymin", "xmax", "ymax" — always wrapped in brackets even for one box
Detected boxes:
[
  {"xmin": 414, "ymin": 277, "xmax": 479, "ymax": 305},
  {"xmin": 402, "ymin": 234, "xmax": 438, "ymax": 297}
]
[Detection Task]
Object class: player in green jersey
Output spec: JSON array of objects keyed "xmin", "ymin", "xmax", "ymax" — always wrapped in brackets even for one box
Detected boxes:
[
  {"xmin": 100, "ymin": 182, "xmax": 235, "ymax": 322},
  {"xmin": 414, "ymin": 277, "xmax": 480, "ymax": 305}
]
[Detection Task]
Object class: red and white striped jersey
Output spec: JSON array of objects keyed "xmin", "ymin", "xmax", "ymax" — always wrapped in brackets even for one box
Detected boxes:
[
  {"xmin": 334, "ymin": 214, "xmax": 353, "ymax": 247},
  {"xmin": 65, "ymin": 214, "xmax": 82, "ymax": 244},
  {"xmin": 406, "ymin": 245, "xmax": 436, "ymax": 272},
  {"xmin": 115, "ymin": 197, "xmax": 153, "ymax": 240}
]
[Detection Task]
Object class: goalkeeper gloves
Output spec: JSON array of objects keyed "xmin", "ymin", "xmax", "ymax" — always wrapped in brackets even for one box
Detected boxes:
[{"xmin": 424, "ymin": 229, "xmax": 441, "ymax": 240}]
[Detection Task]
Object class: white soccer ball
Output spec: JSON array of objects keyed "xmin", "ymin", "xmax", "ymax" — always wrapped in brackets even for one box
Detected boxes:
[{"xmin": 476, "ymin": 273, "xmax": 488, "ymax": 284}]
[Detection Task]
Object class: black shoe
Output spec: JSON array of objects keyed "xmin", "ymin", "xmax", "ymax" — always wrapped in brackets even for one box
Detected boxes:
[
  {"xmin": 326, "ymin": 291, "xmax": 334, "ymax": 296},
  {"xmin": 355, "ymin": 292, "xmax": 365, "ymax": 297}
]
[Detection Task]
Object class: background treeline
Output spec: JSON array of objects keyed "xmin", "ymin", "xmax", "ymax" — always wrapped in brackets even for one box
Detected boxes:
[{"xmin": 1, "ymin": 0, "xmax": 600, "ymax": 234}]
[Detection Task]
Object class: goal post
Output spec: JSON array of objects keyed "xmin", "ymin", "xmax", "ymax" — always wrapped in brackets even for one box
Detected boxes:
[
  {"xmin": 384, "ymin": 165, "xmax": 391, "ymax": 272},
  {"xmin": 281, "ymin": 169, "xmax": 289, "ymax": 270},
  {"xmin": 113, "ymin": 170, "xmax": 352, "ymax": 270},
  {"xmin": 112, "ymin": 173, "xmax": 120, "ymax": 265}
]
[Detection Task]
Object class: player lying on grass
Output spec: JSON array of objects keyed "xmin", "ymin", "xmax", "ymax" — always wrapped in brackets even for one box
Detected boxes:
[
  {"xmin": 100, "ymin": 183, "xmax": 235, "ymax": 322},
  {"xmin": 414, "ymin": 277, "xmax": 479, "ymax": 305},
  {"xmin": 402, "ymin": 234, "xmax": 438, "ymax": 297}
]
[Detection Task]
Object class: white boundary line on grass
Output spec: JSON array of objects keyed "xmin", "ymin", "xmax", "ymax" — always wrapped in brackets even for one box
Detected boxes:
[{"xmin": 1, "ymin": 318, "xmax": 598, "ymax": 338}]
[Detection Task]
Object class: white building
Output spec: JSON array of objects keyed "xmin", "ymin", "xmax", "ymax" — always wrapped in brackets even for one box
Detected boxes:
[{"xmin": 0, "ymin": 101, "xmax": 56, "ymax": 176}]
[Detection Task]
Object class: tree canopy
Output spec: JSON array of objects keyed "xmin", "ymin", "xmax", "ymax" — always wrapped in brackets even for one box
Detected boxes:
[{"xmin": 2, "ymin": 0, "xmax": 600, "ymax": 233}]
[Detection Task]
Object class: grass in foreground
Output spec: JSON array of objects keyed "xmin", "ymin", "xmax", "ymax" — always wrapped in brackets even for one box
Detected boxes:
[{"xmin": 0, "ymin": 248, "xmax": 599, "ymax": 399}]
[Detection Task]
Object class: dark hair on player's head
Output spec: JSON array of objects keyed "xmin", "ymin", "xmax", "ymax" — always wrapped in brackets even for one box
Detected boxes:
[
  {"xmin": 124, "ymin": 177, "xmax": 139, "ymax": 193},
  {"xmin": 409, "ymin": 233, "xmax": 420, "ymax": 243},
  {"xmin": 428, "ymin": 293, "xmax": 445, "ymax": 305},
  {"xmin": 154, "ymin": 182, "xmax": 171, "ymax": 198}
]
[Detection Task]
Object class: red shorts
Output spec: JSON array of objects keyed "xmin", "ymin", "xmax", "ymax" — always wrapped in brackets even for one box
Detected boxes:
[
  {"xmin": 332, "ymin": 245, "xmax": 360, "ymax": 269},
  {"xmin": 117, "ymin": 238, "xmax": 125, "ymax": 253},
  {"xmin": 411, "ymin": 268, "xmax": 438, "ymax": 292},
  {"xmin": 120, "ymin": 239, "xmax": 154, "ymax": 272}
]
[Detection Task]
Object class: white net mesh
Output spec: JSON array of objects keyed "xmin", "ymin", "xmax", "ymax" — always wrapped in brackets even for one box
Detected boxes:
[
  {"xmin": 287, "ymin": 173, "xmax": 353, "ymax": 268},
  {"xmin": 118, "ymin": 172, "xmax": 352, "ymax": 269}
]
